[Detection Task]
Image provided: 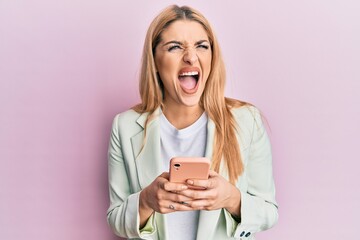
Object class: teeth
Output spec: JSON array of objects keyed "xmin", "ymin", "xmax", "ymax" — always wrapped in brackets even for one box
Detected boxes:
[{"xmin": 179, "ymin": 71, "xmax": 199, "ymax": 76}]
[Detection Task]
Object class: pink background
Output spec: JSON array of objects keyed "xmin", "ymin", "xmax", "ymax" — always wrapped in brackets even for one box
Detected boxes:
[{"xmin": 1, "ymin": 0, "xmax": 359, "ymax": 239}]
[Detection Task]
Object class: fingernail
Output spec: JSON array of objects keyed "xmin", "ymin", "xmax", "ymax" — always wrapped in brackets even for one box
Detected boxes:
[{"xmin": 187, "ymin": 180, "xmax": 194, "ymax": 185}]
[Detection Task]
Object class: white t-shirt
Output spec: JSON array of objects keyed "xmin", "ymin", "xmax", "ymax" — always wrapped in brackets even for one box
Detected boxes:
[{"xmin": 160, "ymin": 112, "xmax": 208, "ymax": 240}]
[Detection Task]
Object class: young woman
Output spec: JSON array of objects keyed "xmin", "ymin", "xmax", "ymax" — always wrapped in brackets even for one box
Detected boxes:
[{"xmin": 107, "ymin": 5, "xmax": 278, "ymax": 240}]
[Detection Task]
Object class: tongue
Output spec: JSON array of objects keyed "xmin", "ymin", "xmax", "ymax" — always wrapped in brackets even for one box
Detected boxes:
[{"xmin": 179, "ymin": 76, "xmax": 197, "ymax": 90}]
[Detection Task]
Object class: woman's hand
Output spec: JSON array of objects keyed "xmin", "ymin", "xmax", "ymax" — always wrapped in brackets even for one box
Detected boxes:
[
  {"xmin": 179, "ymin": 170, "xmax": 242, "ymax": 219},
  {"xmin": 139, "ymin": 172, "xmax": 194, "ymax": 227},
  {"xmin": 139, "ymin": 171, "xmax": 241, "ymax": 228}
]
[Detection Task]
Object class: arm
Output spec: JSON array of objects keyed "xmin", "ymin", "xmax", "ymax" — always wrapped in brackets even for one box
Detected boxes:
[
  {"xmin": 106, "ymin": 115, "xmax": 156, "ymax": 239},
  {"xmin": 227, "ymin": 107, "xmax": 279, "ymax": 236}
]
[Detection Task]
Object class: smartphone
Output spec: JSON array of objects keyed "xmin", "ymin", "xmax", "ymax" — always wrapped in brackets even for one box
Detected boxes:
[{"xmin": 169, "ymin": 157, "xmax": 210, "ymax": 188}]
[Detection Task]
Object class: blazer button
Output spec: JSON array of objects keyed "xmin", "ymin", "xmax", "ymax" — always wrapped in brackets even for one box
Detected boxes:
[
  {"xmin": 240, "ymin": 231, "xmax": 245, "ymax": 237},
  {"xmin": 245, "ymin": 232, "xmax": 251, "ymax": 237}
]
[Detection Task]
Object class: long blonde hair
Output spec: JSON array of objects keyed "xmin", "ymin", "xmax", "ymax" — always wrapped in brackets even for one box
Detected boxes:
[{"xmin": 133, "ymin": 5, "xmax": 247, "ymax": 184}]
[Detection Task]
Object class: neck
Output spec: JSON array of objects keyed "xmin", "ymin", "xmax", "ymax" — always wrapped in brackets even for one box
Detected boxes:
[{"xmin": 162, "ymin": 104, "xmax": 204, "ymax": 130}]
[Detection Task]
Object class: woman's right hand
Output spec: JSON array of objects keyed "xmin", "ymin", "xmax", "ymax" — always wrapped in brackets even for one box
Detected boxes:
[{"xmin": 138, "ymin": 172, "xmax": 193, "ymax": 227}]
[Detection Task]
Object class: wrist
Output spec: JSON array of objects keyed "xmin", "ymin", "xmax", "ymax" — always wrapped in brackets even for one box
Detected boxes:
[
  {"xmin": 139, "ymin": 189, "xmax": 151, "ymax": 211},
  {"xmin": 225, "ymin": 187, "xmax": 241, "ymax": 221},
  {"xmin": 139, "ymin": 188, "xmax": 154, "ymax": 228}
]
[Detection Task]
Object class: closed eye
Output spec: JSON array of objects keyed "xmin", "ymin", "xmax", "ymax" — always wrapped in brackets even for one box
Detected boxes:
[
  {"xmin": 197, "ymin": 44, "xmax": 210, "ymax": 50},
  {"xmin": 168, "ymin": 45, "xmax": 182, "ymax": 52}
]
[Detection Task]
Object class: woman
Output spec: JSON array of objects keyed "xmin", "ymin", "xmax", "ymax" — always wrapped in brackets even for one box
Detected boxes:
[{"xmin": 107, "ymin": 5, "xmax": 278, "ymax": 240}]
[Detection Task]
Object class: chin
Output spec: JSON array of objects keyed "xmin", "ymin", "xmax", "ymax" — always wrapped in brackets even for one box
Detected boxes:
[{"xmin": 179, "ymin": 95, "xmax": 202, "ymax": 107}]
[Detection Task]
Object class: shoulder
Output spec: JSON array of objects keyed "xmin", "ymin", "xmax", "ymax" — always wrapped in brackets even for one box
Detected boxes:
[
  {"xmin": 111, "ymin": 109, "xmax": 144, "ymax": 134},
  {"xmin": 113, "ymin": 109, "xmax": 142, "ymax": 124},
  {"xmin": 231, "ymin": 105, "xmax": 262, "ymax": 128},
  {"xmin": 231, "ymin": 105, "xmax": 268, "ymax": 149},
  {"xmin": 111, "ymin": 108, "xmax": 159, "ymax": 133}
]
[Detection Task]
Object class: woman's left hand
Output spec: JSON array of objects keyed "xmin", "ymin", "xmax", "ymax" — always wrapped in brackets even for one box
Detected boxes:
[{"xmin": 177, "ymin": 170, "xmax": 241, "ymax": 217}]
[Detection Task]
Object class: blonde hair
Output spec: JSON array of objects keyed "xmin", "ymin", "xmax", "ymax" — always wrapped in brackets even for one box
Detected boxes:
[{"xmin": 133, "ymin": 5, "xmax": 248, "ymax": 184}]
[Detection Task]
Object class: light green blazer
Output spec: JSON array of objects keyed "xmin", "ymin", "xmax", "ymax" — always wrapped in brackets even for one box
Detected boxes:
[{"xmin": 107, "ymin": 106, "xmax": 278, "ymax": 240}]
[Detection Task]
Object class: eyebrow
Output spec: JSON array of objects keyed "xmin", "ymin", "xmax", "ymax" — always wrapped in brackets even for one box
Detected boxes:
[{"xmin": 162, "ymin": 40, "xmax": 210, "ymax": 46}]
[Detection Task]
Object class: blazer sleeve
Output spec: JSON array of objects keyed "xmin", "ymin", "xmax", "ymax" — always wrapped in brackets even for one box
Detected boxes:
[
  {"xmin": 226, "ymin": 107, "xmax": 279, "ymax": 238},
  {"xmin": 106, "ymin": 114, "xmax": 156, "ymax": 239}
]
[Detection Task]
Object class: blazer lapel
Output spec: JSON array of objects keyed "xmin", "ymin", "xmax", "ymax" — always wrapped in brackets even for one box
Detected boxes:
[
  {"xmin": 131, "ymin": 109, "xmax": 163, "ymax": 190},
  {"xmin": 196, "ymin": 118, "xmax": 222, "ymax": 239}
]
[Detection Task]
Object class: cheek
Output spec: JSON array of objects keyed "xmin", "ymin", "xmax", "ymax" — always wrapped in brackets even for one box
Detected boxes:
[
  {"xmin": 201, "ymin": 53, "xmax": 212, "ymax": 69},
  {"xmin": 204, "ymin": 57, "xmax": 212, "ymax": 76},
  {"xmin": 155, "ymin": 53, "xmax": 167, "ymax": 70},
  {"xmin": 157, "ymin": 57, "xmax": 175, "ymax": 76},
  {"xmin": 156, "ymin": 60, "xmax": 175, "ymax": 87}
]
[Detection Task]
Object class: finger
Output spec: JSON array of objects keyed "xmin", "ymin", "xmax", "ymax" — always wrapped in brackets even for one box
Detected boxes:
[
  {"xmin": 177, "ymin": 188, "xmax": 213, "ymax": 200},
  {"xmin": 168, "ymin": 192, "xmax": 194, "ymax": 203},
  {"xmin": 157, "ymin": 189, "xmax": 194, "ymax": 203},
  {"xmin": 186, "ymin": 199, "xmax": 215, "ymax": 210},
  {"xmin": 157, "ymin": 200, "xmax": 176, "ymax": 213},
  {"xmin": 155, "ymin": 186, "xmax": 193, "ymax": 203},
  {"xmin": 186, "ymin": 178, "xmax": 216, "ymax": 189},
  {"xmin": 163, "ymin": 181, "xmax": 188, "ymax": 192},
  {"xmin": 175, "ymin": 202, "xmax": 196, "ymax": 211},
  {"xmin": 160, "ymin": 200, "xmax": 194, "ymax": 213}
]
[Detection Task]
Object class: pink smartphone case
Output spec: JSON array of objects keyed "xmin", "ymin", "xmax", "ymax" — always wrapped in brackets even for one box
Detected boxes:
[{"xmin": 169, "ymin": 157, "xmax": 210, "ymax": 183}]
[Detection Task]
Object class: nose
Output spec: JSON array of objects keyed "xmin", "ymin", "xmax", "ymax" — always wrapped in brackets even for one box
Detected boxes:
[{"xmin": 183, "ymin": 48, "xmax": 198, "ymax": 65}]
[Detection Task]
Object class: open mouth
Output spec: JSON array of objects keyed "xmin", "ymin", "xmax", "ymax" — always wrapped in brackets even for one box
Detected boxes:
[{"xmin": 178, "ymin": 70, "xmax": 200, "ymax": 93}]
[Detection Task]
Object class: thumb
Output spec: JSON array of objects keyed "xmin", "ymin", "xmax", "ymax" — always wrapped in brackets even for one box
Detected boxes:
[
  {"xmin": 208, "ymin": 170, "xmax": 218, "ymax": 178},
  {"xmin": 159, "ymin": 172, "xmax": 170, "ymax": 180}
]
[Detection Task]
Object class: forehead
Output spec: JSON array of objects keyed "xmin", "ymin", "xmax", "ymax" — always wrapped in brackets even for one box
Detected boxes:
[{"xmin": 160, "ymin": 20, "xmax": 209, "ymax": 43}]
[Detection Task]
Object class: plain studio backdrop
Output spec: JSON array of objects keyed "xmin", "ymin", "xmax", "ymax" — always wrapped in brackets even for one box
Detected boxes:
[{"xmin": 1, "ymin": 0, "xmax": 359, "ymax": 239}]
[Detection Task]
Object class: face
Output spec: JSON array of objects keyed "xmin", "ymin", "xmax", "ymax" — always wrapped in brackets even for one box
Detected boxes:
[{"xmin": 154, "ymin": 20, "xmax": 212, "ymax": 109}]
